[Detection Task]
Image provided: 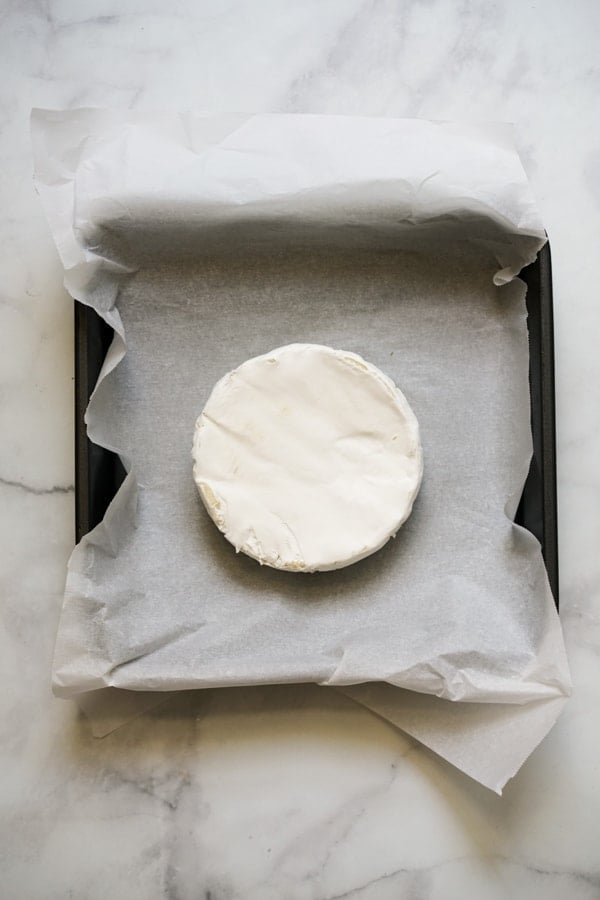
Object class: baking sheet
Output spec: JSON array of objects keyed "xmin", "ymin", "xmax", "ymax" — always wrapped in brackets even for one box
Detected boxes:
[
  {"xmin": 32, "ymin": 110, "xmax": 571, "ymax": 790},
  {"xmin": 74, "ymin": 244, "xmax": 559, "ymax": 602}
]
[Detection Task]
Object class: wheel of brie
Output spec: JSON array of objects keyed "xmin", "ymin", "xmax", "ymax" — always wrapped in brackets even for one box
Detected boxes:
[{"xmin": 192, "ymin": 343, "xmax": 423, "ymax": 572}]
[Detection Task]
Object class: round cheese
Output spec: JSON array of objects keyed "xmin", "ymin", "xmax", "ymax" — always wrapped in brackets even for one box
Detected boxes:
[{"xmin": 192, "ymin": 343, "xmax": 423, "ymax": 572}]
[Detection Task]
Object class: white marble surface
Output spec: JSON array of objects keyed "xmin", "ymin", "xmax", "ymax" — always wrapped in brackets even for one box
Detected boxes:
[{"xmin": 1, "ymin": 1, "xmax": 599, "ymax": 898}]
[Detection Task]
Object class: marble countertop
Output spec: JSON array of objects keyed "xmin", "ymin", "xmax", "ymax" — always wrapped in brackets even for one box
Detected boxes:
[{"xmin": 1, "ymin": 2, "xmax": 599, "ymax": 898}]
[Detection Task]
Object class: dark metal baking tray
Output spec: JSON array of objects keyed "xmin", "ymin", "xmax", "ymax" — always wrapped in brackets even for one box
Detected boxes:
[{"xmin": 74, "ymin": 243, "xmax": 558, "ymax": 604}]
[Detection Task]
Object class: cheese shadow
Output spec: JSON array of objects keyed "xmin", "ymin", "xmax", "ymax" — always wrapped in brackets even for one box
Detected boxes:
[{"xmin": 194, "ymin": 490, "xmax": 422, "ymax": 605}]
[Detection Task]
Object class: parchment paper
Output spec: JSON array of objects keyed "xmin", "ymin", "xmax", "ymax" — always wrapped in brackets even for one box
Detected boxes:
[{"xmin": 32, "ymin": 110, "xmax": 570, "ymax": 791}]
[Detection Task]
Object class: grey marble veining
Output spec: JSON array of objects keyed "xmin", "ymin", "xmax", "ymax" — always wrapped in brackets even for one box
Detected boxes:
[{"xmin": 1, "ymin": 1, "xmax": 600, "ymax": 898}]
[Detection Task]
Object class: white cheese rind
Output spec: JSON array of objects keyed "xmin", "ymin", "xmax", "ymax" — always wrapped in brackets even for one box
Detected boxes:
[{"xmin": 192, "ymin": 343, "xmax": 423, "ymax": 572}]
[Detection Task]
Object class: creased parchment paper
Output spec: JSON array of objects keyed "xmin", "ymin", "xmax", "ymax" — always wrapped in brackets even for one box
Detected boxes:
[{"xmin": 32, "ymin": 110, "xmax": 570, "ymax": 792}]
